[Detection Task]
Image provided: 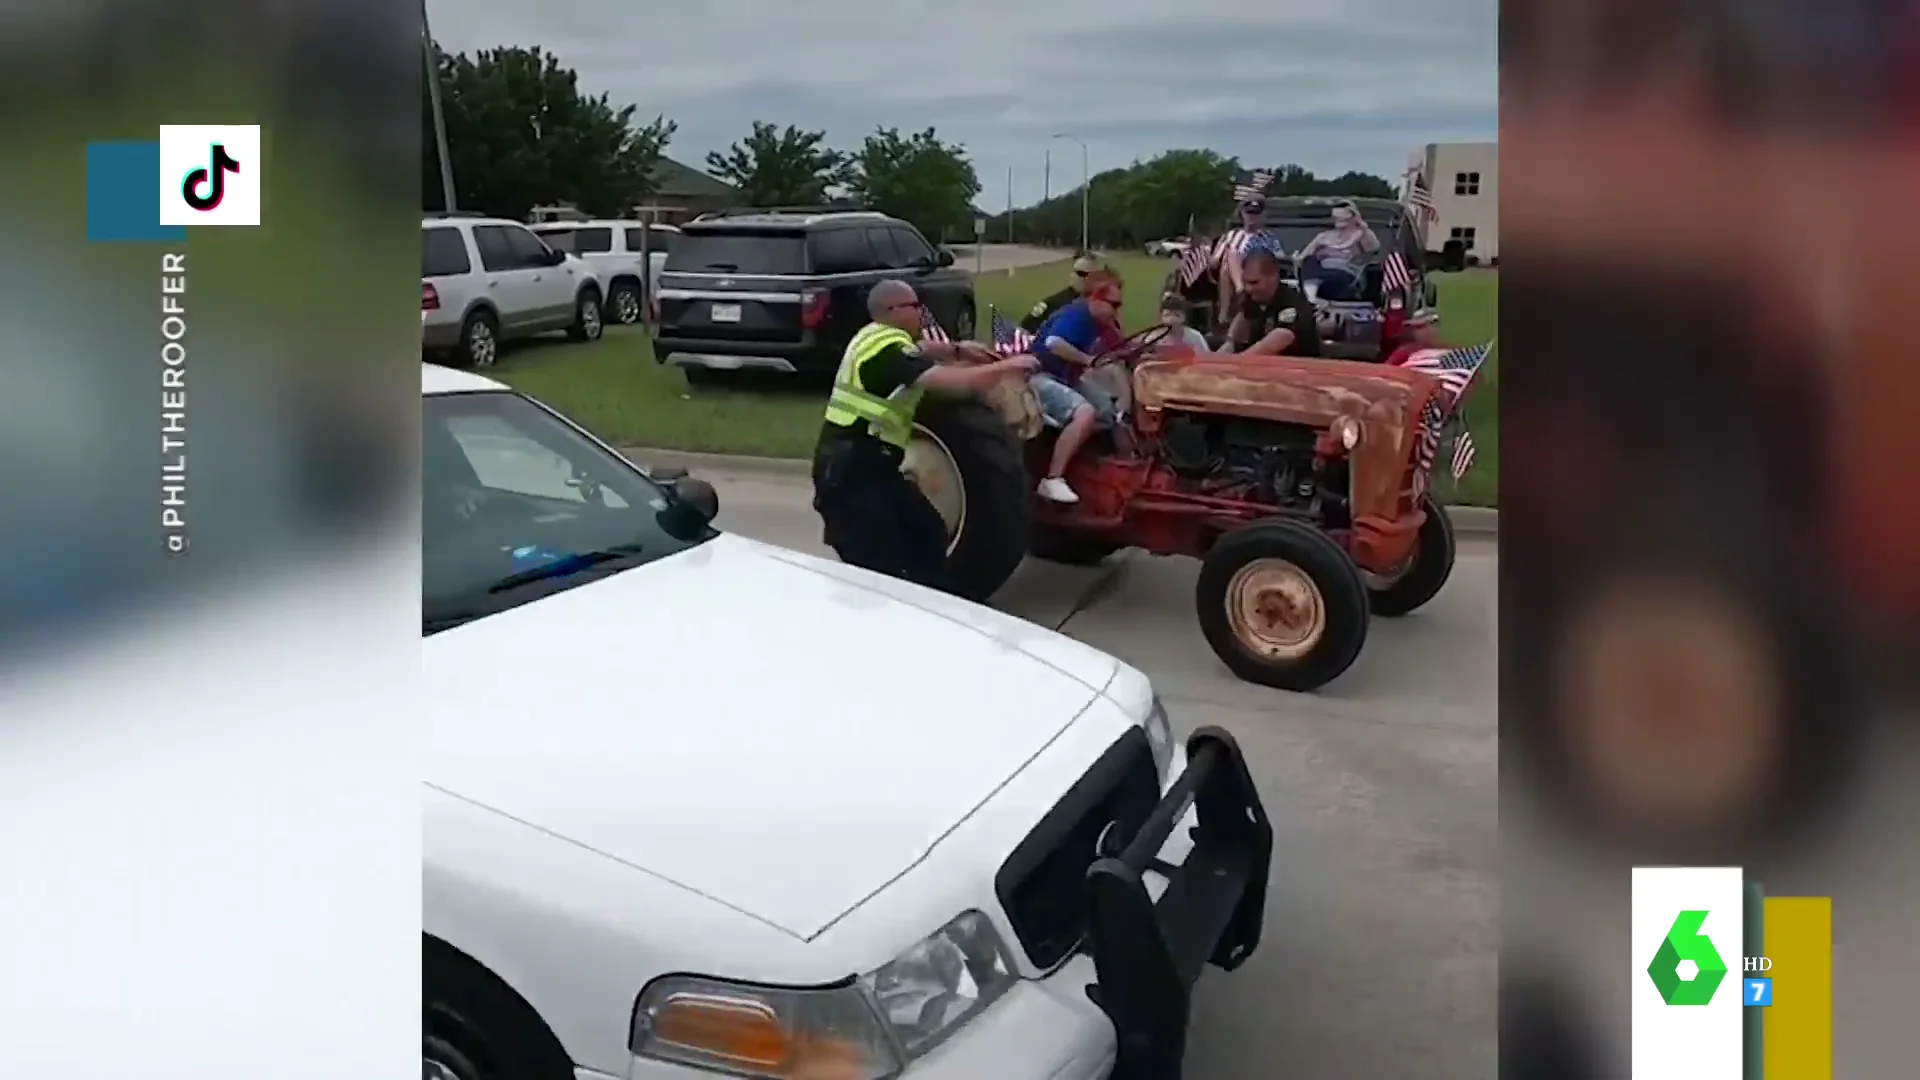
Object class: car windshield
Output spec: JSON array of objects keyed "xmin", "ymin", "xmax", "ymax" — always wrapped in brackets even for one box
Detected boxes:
[{"xmin": 422, "ymin": 391, "xmax": 716, "ymax": 634}]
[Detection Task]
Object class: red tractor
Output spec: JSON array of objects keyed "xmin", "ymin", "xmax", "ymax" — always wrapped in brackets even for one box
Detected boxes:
[{"xmin": 899, "ymin": 326, "xmax": 1473, "ymax": 692}]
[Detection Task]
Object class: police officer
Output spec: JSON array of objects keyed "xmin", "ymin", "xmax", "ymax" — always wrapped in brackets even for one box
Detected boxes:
[
  {"xmin": 814, "ymin": 279, "xmax": 1039, "ymax": 589},
  {"xmin": 1021, "ymin": 253, "xmax": 1110, "ymax": 333},
  {"xmin": 1222, "ymin": 247, "xmax": 1322, "ymax": 357}
]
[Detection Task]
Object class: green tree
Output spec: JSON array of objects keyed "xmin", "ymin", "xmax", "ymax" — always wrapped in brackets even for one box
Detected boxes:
[
  {"xmin": 705, "ymin": 122, "xmax": 848, "ymax": 206},
  {"xmin": 990, "ymin": 157, "xmax": 1400, "ymax": 246},
  {"xmin": 1110, "ymin": 150, "xmax": 1242, "ymax": 240},
  {"xmin": 422, "ymin": 44, "xmax": 675, "ymax": 219},
  {"xmin": 845, "ymin": 126, "xmax": 982, "ymax": 242}
]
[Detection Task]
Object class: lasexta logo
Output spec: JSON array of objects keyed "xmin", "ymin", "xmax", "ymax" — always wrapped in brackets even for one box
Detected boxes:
[
  {"xmin": 1646, "ymin": 910, "xmax": 1728, "ymax": 1005},
  {"xmin": 181, "ymin": 144, "xmax": 241, "ymax": 211}
]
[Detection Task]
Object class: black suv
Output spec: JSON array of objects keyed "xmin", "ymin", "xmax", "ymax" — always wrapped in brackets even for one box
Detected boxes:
[{"xmin": 652, "ymin": 207, "xmax": 974, "ymax": 379}]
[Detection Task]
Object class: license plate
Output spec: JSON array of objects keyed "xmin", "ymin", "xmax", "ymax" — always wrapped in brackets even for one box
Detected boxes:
[{"xmin": 710, "ymin": 303, "xmax": 741, "ymax": 323}]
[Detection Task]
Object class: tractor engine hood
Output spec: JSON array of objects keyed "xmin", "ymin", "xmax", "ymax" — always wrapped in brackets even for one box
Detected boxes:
[{"xmin": 1132, "ymin": 355, "xmax": 1443, "ymax": 514}]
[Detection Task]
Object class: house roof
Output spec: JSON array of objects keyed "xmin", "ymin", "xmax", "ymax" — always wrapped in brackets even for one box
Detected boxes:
[{"xmin": 651, "ymin": 157, "xmax": 737, "ymax": 199}]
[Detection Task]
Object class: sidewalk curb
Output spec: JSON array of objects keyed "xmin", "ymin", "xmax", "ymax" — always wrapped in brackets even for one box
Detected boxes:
[{"xmin": 621, "ymin": 446, "xmax": 1499, "ymax": 536}]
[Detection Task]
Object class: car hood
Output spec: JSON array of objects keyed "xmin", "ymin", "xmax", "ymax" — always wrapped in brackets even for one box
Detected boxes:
[{"xmin": 426, "ymin": 533, "xmax": 1120, "ymax": 939}]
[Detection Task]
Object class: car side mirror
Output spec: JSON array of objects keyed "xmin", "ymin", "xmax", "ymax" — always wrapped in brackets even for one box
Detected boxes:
[
  {"xmin": 1436, "ymin": 241, "xmax": 1467, "ymax": 273},
  {"xmin": 670, "ymin": 476, "xmax": 719, "ymax": 522},
  {"xmin": 544, "ymin": 246, "xmax": 568, "ymax": 266},
  {"xmin": 935, "ymin": 248, "xmax": 955, "ymax": 267}
]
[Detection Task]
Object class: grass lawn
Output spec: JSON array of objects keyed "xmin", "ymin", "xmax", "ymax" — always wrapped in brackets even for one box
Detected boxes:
[{"xmin": 488, "ymin": 256, "xmax": 1499, "ymax": 504}]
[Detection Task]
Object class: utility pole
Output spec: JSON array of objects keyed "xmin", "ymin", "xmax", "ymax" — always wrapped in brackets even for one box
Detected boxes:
[
  {"xmin": 1051, "ymin": 133, "xmax": 1088, "ymax": 253},
  {"xmin": 422, "ymin": 0, "xmax": 457, "ymax": 212}
]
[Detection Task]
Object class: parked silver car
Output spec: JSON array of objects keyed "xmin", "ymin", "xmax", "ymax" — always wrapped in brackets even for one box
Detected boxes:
[
  {"xmin": 530, "ymin": 220, "xmax": 677, "ymax": 326},
  {"xmin": 421, "ymin": 213, "xmax": 605, "ymax": 368}
]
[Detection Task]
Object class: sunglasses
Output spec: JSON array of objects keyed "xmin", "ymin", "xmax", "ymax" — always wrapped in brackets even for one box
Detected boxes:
[{"xmin": 891, "ymin": 300, "xmax": 923, "ymax": 311}]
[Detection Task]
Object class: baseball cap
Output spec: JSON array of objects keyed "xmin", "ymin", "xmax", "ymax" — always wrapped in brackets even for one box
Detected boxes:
[{"xmin": 1072, "ymin": 254, "xmax": 1107, "ymax": 275}]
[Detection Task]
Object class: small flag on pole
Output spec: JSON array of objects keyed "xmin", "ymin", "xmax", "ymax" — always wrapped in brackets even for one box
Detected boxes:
[
  {"xmin": 1231, "ymin": 168, "xmax": 1275, "ymax": 204},
  {"xmin": 989, "ymin": 306, "xmax": 1034, "ymax": 354},
  {"xmin": 919, "ymin": 304, "xmax": 949, "ymax": 343},
  {"xmin": 1177, "ymin": 242, "xmax": 1211, "ymax": 286},
  {"xmin": 1382, "ymin": 250, "xmax": 1413, "ymax": 294},
  {"xmin": 1403, "ymin": 167, "xmax": 1436, "ymax": 227}
]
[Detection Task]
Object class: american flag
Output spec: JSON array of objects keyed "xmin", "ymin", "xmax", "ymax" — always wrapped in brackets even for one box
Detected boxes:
[
  {"xmin": 1402, "ymin": 342, "xmax": 1492, "ymax": 480},
  {"xmin": 1399, "ymin": 341, "xmax": 1492, "ymax": 401},
  {"xmin": 988, "ymin": 306, "xmax": 1034, "ymax": 355},
  {"xmin": 918, "ymin": 304, "xmax": 948, "ymax": 343},
  {"xmin": 1177, "ymin": 242, "xmax": 1211, "ymax": 286},
  {"xmin": 1403, "ymin": 168, "xmax": 1436, "ymax": 227},
  {"xmin": 1382, "ymin": 250, "xmax": 1413, "ymax": 294},
  {"xmin": 1230, "ymin": 167, "xmax": 1275, "ymax": 204},
  {"xmin": 1211, "ymin": 227, "xmax": 1273, "ymax": 271},
  {"xmin": 1449, "ymin": 421, "xmax": 1476, "ymax": 480}
]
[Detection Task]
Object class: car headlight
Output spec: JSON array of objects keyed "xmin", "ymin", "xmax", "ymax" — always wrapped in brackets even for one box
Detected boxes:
[
  {"xmin": 631, "ymin": 975, "xmax": 898, "ymax": 1079},
  {"xmin": 630, "ymin": 911, "xmax": 1018, "ymax": 1076},
  {"xmin": 860, "ymin": 909, "xmax": 1017, "ymax": 1056},
  {"xmin": 1143, "ymin": 694, "xmax": 1175, "ymax": 780},
  {"xmin": 1330, "ymin": 415, "xmax": 1361, "ymax": 451}
]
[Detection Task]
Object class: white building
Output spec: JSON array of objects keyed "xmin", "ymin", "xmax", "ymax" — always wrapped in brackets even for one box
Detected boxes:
[{"xmin": 1409, "ymin": 142, "xmax": 1497, "ymax": 263}]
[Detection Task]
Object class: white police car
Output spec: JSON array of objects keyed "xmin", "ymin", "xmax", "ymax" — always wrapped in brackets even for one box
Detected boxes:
[{"xmin": 420, "ymin": 364, "xmax": 1271, "ymax": 1080}]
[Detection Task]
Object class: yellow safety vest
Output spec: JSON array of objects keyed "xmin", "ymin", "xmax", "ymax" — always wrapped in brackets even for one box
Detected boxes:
[{"xmin": 821, "ymin": 321, "xmax": 924, "ymax": 447}]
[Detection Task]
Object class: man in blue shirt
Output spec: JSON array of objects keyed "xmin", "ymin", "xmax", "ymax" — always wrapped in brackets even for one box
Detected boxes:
[{"xmin": 1028, "ymin": 275, "xmax": 1123, "ymax": 504}]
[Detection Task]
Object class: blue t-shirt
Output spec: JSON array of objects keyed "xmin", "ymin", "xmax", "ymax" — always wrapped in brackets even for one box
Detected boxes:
[{"xmin": 1031, "ymin": 300, "xmax": 1101, "ymax": 384}]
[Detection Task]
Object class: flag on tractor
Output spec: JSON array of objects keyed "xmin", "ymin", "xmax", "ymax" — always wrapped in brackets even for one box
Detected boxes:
[
  {"xmin": 1401, "ymin": 342, "xmax": 1493, "ymax": 480},
  {"xmin": 919, "ymin": 304, "xmax": 949, "ymax": 343},
  {"xmin": 989, "ymin": 306, "xmax": 1033, "ymax": 354}
]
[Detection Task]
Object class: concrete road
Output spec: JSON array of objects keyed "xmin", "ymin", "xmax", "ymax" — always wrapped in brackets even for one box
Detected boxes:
[{"xmin": 686, "ymin": 462, "xmax": 1497, "ymax": 1080}]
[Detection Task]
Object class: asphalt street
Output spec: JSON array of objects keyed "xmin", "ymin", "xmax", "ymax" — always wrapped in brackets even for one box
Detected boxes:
[{"xmin": 686, "ymin": 462, "xmax": 1498, "ymax": 1080}]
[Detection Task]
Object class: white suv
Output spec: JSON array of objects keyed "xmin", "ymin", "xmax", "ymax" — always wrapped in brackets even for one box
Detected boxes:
[
  {"xmin": 422, "ymin": 214, "xmax": 606, "ymax": 369},
  {"xmin": 530, "ymin": 219, "xmax": 678, "ymax": 327},
  {"xmin": 420, "ymin": 363, "xmax": 1273, "ymax": 1080}
]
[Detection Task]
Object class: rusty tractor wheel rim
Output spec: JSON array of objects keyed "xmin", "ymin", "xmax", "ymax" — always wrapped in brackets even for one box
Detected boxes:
[
  {"xmin": 901, "ymin": 424, "xmax": 966, "ymax": 554},
  {"xmin": 1224, "ymin": 558, "xmax": 1327, "ymax": 661}
]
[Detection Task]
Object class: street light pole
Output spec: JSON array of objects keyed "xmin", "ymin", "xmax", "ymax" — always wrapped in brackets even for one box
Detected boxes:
[
  {"xmin": 1051, "ymin": 133, "xmax": 1088, "ymax": 253},
  {"xmin": 422, "ymin": 0, "xmax": 457, "ymax": 213}
]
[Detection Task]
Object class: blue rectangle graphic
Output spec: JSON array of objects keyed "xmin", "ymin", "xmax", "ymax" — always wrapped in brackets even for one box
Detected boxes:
[
  {"xmin": 1744, "ymin": 978, "xmax": 1773, "ymax": 1007},
  {"xmin": 86, "ymin": 141, "xmax": 186, "ymax": 243}
]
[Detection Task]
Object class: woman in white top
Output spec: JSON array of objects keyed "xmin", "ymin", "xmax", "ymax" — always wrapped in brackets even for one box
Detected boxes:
[{"xmin": 1295, "ymin": 201, "xmax": 1379, "ymax": 301}]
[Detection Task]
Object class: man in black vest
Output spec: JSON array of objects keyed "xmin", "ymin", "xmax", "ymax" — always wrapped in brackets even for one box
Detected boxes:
[{"xmin": 1021, "ymin": 254, "xmax": 1109, "ymax": 333}]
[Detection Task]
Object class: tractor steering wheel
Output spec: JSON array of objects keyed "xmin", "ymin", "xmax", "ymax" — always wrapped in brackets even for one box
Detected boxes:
[{"xmin": 1092, "ymin": 323, "xmax": 1173, "ymax": 369}]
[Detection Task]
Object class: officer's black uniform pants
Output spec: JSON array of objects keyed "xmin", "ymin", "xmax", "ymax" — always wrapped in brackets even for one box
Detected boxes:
[{"xmin": 812, "ymin": 440, "xmax": 951, "ymax": 592}]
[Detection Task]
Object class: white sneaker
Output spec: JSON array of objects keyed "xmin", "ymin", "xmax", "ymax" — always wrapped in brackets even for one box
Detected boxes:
[{"xmin": 1037, "ymin": 476, "xmax": 1080, "ymax": 504}]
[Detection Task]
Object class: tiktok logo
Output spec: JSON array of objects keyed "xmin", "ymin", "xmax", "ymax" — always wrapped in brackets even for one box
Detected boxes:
[
  {"xmin": 180, "ymin": 144, "xmax": 241, "ymax": 212},
  {"xmin": 158, "ymin": 125, "xmax": 263, "ymax": 227}
]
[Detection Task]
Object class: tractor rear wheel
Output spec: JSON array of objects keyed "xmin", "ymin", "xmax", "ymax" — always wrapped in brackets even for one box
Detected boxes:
[
  {"xmin": 1197, "ymin": 518, "xmax": 1370, "ymax": 692},
  {"xmin": 902, "ymin": 396, "xmax": 1029, "ymax": 602}
]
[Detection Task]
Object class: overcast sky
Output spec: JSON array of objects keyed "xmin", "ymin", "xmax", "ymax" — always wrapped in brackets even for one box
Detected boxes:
[{"xmin": 426, "ymin": 0, "xmax": 1497, "ymax": 210}]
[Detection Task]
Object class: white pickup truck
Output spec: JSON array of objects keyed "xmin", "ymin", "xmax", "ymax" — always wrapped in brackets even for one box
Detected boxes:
[
  {"xmin": 420, "ymin": 363, "xmax": 1273, "ymax": 1080},
  {"xmin": 530, "ymin": 220, "xmax": 678, "ymax": 327}
]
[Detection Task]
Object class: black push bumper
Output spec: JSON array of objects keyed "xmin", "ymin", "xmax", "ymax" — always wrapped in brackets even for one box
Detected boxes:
[{"xmin": 1084, "ymin": 726, "xmax": 1272, "ymax": 1080}]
